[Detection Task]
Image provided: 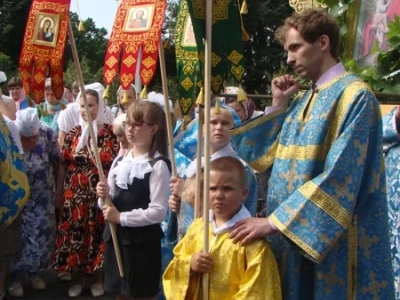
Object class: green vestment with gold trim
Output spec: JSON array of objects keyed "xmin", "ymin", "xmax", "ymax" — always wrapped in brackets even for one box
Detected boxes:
[{"xmin": 231, "ymin": 73, "xmax": 395, "ymax": 299}]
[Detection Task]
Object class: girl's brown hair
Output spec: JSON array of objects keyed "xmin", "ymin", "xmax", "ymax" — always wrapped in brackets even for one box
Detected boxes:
[
  {"xmin": 126, "ymin": 101, "xmax": 168, "ymax": 158},
  {"xmin": 8, "ymin": 77, "xmax": 23, "ymax": 89}
]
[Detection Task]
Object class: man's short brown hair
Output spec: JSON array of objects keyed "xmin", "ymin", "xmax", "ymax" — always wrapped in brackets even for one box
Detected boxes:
[{"xmin": 275, "ymin": 8, "xmax": 340, "ymax": 59}]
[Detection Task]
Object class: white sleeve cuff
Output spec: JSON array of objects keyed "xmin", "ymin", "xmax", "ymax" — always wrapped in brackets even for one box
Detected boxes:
[{"xmin": 120, "ymin": 212, "xmax": 129, "ymax": 227}]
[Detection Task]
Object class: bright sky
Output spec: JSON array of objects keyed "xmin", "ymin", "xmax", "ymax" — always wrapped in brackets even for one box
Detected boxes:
[{"xmin": 70, "ymin": 0, "xmax": 120, "ymax": 36}]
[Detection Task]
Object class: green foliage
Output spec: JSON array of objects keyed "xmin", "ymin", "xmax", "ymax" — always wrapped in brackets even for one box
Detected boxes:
[
  {"xmin": 241, "ymin": 0, "xmax": 292, "ymax": 100},
  {"xmin": 0, "ymin": 0, "xmax": 31, "ymax": 65},
  {"xmin": 0, "ymin": 52, "xmax": 17, "ymax": 93},
  {"xmin": 67, "ymin": 12, "xmax": 109, "ymax": 76},
  {"xmin": 319, "ymin": 0, "xmax": 400, "ymax": 96},
  {"xmin": 344, "ymin": 16, "xmax": 400, "ymax": 94}
]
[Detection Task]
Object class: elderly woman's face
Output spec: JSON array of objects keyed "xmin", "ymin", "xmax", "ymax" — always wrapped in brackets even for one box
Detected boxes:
[
  {"xmin": 80, "ymin": 94, "xmax": 99, "ymax": 122},
  {"xmin": 45, "ymin": 88, "xmax": 58, "ymax": 105},
  {"xmin": 20, "ymin": 134, "xmax": 39, "ymax": 151},
  {"xmin": 119, "ymin": 88, "xmax": 137, "ymax": 111},
  {"xmin": 113, "ymin": 129, "xmax": 129, "ymax": 150},
  {"xmin": 226, "ymin": 100, "xmax": 246, "ymax": 122}
]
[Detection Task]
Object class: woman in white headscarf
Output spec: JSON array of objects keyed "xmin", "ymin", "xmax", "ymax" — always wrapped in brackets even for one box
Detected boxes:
[
  {"xmin": 52, "ymin": 88, "xmax": 119, "ymax": 298},
  {"xmin": 7, "ymin": 108, "xmax": 61, "ymax": 298},
  {"xmin": 57, "ymin": 82, "xmax": 115, "ymax": 148}
]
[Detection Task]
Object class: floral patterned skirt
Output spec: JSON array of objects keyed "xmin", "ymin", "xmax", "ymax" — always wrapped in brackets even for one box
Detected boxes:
[{"xmin": 52, "ymin": 194, "xmax": 105, "ymax": 274}]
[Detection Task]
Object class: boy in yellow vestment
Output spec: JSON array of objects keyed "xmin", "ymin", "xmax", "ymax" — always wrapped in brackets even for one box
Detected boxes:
[{"xmin": 163, "ymin": 157, "xmax": 281, "ymax": 300}]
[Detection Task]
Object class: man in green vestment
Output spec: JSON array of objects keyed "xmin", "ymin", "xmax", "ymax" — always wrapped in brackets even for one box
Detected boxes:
[{"xmin": 229, "ymin": 8, "xmax": 395, "ymax": 299}]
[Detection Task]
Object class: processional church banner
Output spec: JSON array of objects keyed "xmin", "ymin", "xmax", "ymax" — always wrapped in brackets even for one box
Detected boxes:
[
  {"xmin": 19, "ymin": 0, "xmax": 71, "ymax": 103},
  {"xmin": 186, "ymin": 0, "xmax": 245, "ymax": 93},
  {"xmin": 175, "ymin": 1, "xmax": 199, "ymax": 117},
  {"xmin": 104, "ymin": 0, "xmax": 167, "ymax": 90}
]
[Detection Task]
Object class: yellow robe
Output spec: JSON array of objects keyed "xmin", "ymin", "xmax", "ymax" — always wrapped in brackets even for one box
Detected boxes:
[{"xmin": 163, "ymin": 218, "xmax": 282, "ymax": 300}]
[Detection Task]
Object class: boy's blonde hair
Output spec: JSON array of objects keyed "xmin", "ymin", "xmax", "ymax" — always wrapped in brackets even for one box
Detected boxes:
[
  {"xmin": 210, "ymin": 156, "xmax": 247, "ymax": 188},
  {"xmin": 183, "ymin": 156, "xmax": 247, "ymax": 208}
]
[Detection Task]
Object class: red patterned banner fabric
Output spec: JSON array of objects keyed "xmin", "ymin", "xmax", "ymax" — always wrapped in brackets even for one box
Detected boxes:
[
  {"xmin": 19, "ymin": 0, "xmax": 71, "ymax": 104},
  {"xmin": 104, "ymin": 0, "xmax": 167, "ymax": 89}
]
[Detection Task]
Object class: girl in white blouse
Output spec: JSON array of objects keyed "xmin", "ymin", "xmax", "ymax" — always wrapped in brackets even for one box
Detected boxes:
[{"xmin": 96, "ymin": 100, "xmax": 171, "ymax": 300}]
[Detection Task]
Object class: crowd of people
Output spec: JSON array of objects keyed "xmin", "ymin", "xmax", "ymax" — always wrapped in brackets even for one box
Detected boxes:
[{"xmin": 1, "ymin": 8, "xmax": 400, "ymax": 300}]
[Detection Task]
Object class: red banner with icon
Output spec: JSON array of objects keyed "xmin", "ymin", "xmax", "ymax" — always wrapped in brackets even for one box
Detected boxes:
[
  {"xmin": 104, "ymin": 0, "xmax": 166, "ymax": 90},
  {"xmin": 19, "ymin": 0, "xmax": 70, "ymax": 103}
]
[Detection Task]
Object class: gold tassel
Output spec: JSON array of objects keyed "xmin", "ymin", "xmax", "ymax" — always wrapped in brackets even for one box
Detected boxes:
[
  {"xmin": 38, "ymin": 106, "xmax": 48, "ymax": 117},
  {"xmin": 139, "ymin": 85, "xmax": 147, "ymax": 99},
  {"xmin": 164, "ymin": 38, "xmax": 171, "ymax": 49},
  {"xmin": 242, "ymin": 26, "xmax": 250, "ymax": 41},
  {"xmin": 103, "ymin": 85, "xmax": 110, "ymax": 99},
  {"xmin": 78, "ymin": 20, "xmax": 86, "ymax": 32},
  {"xmin": 240, "ymin": 0, "xmax": 248, "ymax": 14},
  {"xmin": 121, "ymin": 91, "xmax": 129, "ymax": 105},
  {"xmin": 214, "ymin": 100, "xmax": 221, "ymax": 114},
  {"xmin": 59, "ymin": 101, "xmax": 66, "ymax": 110},
  {"xmin": 237, "ymin": 86, "xmax": 247, "ymax": 102},
  {"xmin": 196, "ymin": 88, "xmax": 204, "ymax": 107},
  {"xmin": 181, "ymin": 115, "xmax": 191, "ymax": 131}
]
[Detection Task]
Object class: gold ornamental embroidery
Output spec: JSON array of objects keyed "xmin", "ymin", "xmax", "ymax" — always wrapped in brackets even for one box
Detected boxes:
[
  {"xmin": 269, "ymin": 214, "xmax": 322, "ymax": 262},
  {"xmin": 179, "ymin": 98, "xmax": 193, "ymax": 113},
  {"xmin": 289, "ymin": 0, "xmax": 326, "ymax": 12},
  {"xmin": 106, "ymin": 56, "xmax": 118, "ymax": 68},
  {"xmin": 227, "ymin": 50, "xmax": 243, "ymax": 65},
  {"xmin": 141, "ymin": 56, "xmax": 156, "ymax": 68},
  {"xmin": 191, "ymin": 0, "xmax": 230, "ymax": 24},
  {"xmin": 299, "ymin": 181, "xmax": 352, "ymax": 228},
  {"xmin": 181, "ymin": 77, "xmax": 194, "ymax": 91}
]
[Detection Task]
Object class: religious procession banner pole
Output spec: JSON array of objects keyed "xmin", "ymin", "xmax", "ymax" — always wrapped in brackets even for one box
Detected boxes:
[
  {"xmin": 158, "ymin": 39, "xmax": 177, "ymax": 177},
  {"xmin": 202, "ymin": 0, "xmax": 213, "ymax": 298},
  {"xmin": 194, "ymin": 107, "xmax": 203, "ymax": 219},
  {"xmin": 67, "ymin": 18, "xmax": 125, "ymax": 278}
]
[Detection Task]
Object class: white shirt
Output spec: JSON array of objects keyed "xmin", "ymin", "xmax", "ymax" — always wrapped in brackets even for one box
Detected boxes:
[
  {"xmin": 4, "ymin": 115, "xmax": 23, "ymax": 154},
  {"xmin": 210, "ymin": 205, "xmax": 250, "ymax": 235},
  {"xmin": 99, "ymin": 151, "xmax": 171, "ymax": 227}
]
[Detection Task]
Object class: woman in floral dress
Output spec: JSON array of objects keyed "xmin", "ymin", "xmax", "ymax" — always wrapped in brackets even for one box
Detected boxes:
[
  {"xmin": 52, "ymin": 87, "xmax": 119, "ymax": 298},
  {"xmin": 8, "ymin": 108, "xmax": 61, "ymax": 298}
]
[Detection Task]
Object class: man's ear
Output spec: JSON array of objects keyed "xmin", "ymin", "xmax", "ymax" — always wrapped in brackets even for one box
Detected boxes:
[{"xmin": 319, "ymin": 35, "xmax": 330, "ymax": 52}]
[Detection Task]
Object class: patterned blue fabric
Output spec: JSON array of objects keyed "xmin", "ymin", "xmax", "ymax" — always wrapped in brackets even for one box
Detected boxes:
[
  {"xmin": 231, "ymin": 74, "xmax": 395, "ymax": 299},
  {"xmin": 0, "ymin": 114, "xmax": 29, "ymax": 229},
  {"xmin": 10, "ymin": 123, "xmax": 60, "ymax": 275},
  {"xmin": 383, "ymin": 107, "xmax": 400, "ymax": 299}
]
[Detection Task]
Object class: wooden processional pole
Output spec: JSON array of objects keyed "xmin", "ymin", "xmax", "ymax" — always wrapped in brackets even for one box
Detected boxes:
[
  {"xmin": 202, "ymin": 0, "xmax": 212, "ymax": 298},
  {"xmin": 158, "ymin": 38, "xmax": 177, "ymax": 177}
]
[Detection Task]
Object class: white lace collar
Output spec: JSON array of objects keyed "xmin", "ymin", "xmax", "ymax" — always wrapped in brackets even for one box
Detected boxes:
[
  {"xmin": 209, "ymin": 205, "xmax": 250, "ymax": 235},
  {"xmin": 111, "ymin": 151, "xmax": 161, "ymax": 189},
  {"xmin": 185, "ymin": 143, "xmax": 236, "ymax": 178}
]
